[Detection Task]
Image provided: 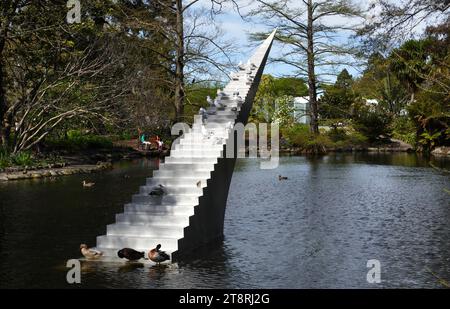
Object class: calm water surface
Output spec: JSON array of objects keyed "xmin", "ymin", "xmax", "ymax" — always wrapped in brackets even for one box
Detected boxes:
[{"xmin": 0, "ymin": 154, "xmax": 449, "ymax": 288}]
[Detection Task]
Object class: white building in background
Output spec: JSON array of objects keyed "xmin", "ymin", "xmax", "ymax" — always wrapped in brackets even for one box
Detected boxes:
[{"xmin": 293, "ymin": 96, "xmax": 311, "ymax": 124}]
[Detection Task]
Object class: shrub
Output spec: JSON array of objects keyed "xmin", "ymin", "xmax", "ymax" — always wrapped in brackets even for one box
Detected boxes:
[
  {"xmin": 282, "ymin": 124, "xmax": 334, "ymax": 153},
  {"xmin": 327, "ymin": 128, "xmax": 347, "ymax": 143},
  {"xmin": 391, "ymin": 116, "xmax": 417, "ymax": 146},
  {"xmin": 46, "ymin": 130, "xmax": 113, "ymax": 150},
  {"xmin": 352, "ymin": 105, "xmax": 392, "ymax": 142},
  {"xmin": 282, "ymin": 124, "xmax": 312, "ymax": 147},
  {"xmin": 346, "ymin": 131, "xmax": 368, "ymax": 145},
  {"xmin": 304, "ymin": 134, "xmax": 334, "ymax": 153},
  {"xmin": 0, "ymin": 148, "xmax": 11, "ymax": 169},
  {"xmin": 11, "ymin": 152, "xmax": 34, "ymax": 166}
]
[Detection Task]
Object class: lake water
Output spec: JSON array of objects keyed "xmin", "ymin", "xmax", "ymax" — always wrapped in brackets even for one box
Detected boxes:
[{"xmin": 0, "ymin": 153, "xmax": 449, "ymax": 288}]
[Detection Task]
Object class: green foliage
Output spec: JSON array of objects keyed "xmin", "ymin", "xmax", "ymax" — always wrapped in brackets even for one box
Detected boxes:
[
  {"xmin": 272, "ymin": 77, "xmax": 308, "ymax": 97},
  {"xmin": 320, "ymin": 69, "xmax": 356, "ymax": 120},
  {"xmin": 282, "ymin": 123, "xmax": 368, "ymax": 152},
  {"xmin": 0, "ymin": 149, "xmax": 36, "ymax": 168},
  {"xmin": 0, "ymin": 148, "xmax": 11, "ymax": 169},
  {"xmin": 389, "ymin": 39, "xmax": 432, "ymax": 94},
  {"xmin": 11, "ymin": 152, "xmax": 34, "ymax": 166},
  {"xmin": 282, "ymin": 124, "xmax": 333, "ymax": 153},
  {"xmin": 282, "ymin": 124, "xmax": 311, "ymax": 147},
  {"xmin": 391, "ymin": 116, "xmax": 417, "ymax": 146},
  {"xmin": 251, "ymin": 75, "xmax": 307, "ymax": 125},
  {"xmin": 185, "ymin": 84, "xmax": 221, "ymax": 123},
  {"xmin": 46, "ymin": 130, "xmax": 113, "ymax": 151},
  {"xmin": 419, "ymin": 131, "xmax": 442, "ymax": 150},
  {"xmin": 304, "ymin": 134, "xmax": 334, "ymax": 153},
  {"xmin": 327, "ymin": 128, "xmax": 348, "ymax": 143},
  {"xmin": 326, "ymin": 128, "xmax": 367, "ymax": 148},
  {"xmin": 273, "ymin": 95, "xmax": 295, "ymax": 127},
  {"xmin": 352, "ymin": 103, "xmax": 392, "ymax": 142}
]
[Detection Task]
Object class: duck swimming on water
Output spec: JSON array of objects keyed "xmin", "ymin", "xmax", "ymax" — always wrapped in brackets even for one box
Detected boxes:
[
  {"xmin": 148, "ymin": 244, "xmax": 170, "ymax": 265},
  {"xmin": 117, "ymin": 248, "xmax": 145, "ymax": 261},
  {"xmin": 278, "ymin": 175, "xmax": 288, "ymax": 180},
  {"xmin": 82, "ymin": 180, "xmax": 95, "ymax": 187}
]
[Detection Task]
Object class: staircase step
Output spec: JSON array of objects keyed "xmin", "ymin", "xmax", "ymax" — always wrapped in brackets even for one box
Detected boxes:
[
  {"xmin": 116, "ymin": 213, "xmax": 190, "ymax": 226},
  {"xmin": 96, "ymin": 235, "xmax": 178, "ymax": 252},
  {"xmin": 174, "ymin": 144, "xmax": 224, "ymax": 151},
  {"xmin": 124, "ymin": 203, "xmax": 195, "ymax": 215},
  {"xmin": 153, "ymin": 169, "xmax": 211, "ymax": 178},
  {"xmin": 107, "ymin": 223, "xmax": 185, "ymax": 238},
  {"xmin": 139, "ymin": 184, "xmax": 203, "ymax": 195},
  {"xmin": 131, "ymin": 193, "xmax": 199, "ymax": 205},
  {"xmin": 164, "ymin": 157, "xmax": 218, "ymax": 164},
  {"xmin": 159, "ymin": 162, "xmax": 215, "ymax": 171},
  {"xmin": 169, "ymin": 149, "xmax": 223, "ymax": 158}
]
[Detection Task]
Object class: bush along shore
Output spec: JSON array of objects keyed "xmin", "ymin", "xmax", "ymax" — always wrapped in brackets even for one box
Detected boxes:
[{"xmin": 0, "ymin": 132, "xmax": 169, "ymax": 182}]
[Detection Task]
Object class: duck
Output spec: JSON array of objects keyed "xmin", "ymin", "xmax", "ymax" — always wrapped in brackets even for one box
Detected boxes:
[
  {"xmin": 148, "ymin": 244, "xmax": 170, "ymax": 265},
  {"xmin": 278, "ymin": 175, "xmax": 288, "ymax": 180},
  {"xmin": 206, "ymin": 95, "xmax": 214, "ymax": 107},
  {"xmin": 117, "ymin": 248, "xmax": 145, "ymax": 261},
  {"xmin": 229, "ymin": 72, "xmax": 239, "ymax": 80},
  {"xmin": 214, "ymin": 98, "xmax": 225, "ymax": 110},
  {"xmin": 247, "ymin": 60, "xmax": 257, "ymax": 70},
  {"xmin": 149, "ymin": 184, "xmax": 167, "ymax": 196},
  {"xmin": 197, "ymin": 180, "xmax": 201, "ymax": 188},
  {"xmin": 82, "ymin": 180, "xmax": 95, "ymax": 187},
  {"xmin": 80, "ymin": 244, "xmax": 103, "ymax": 259}
]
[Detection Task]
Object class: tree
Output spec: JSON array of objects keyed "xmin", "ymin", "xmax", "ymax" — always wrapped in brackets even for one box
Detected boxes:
[
  {"xmin": 251, "ymin": 74, "xmax": 307, "ymax": 125},
  {"xmin": 389, "ymin": 39, "xmax": 431, "ymax": 105},
  {"xmin": 0, "ymin": 1, "xmax": 131, "ymax": 153},
  {"xmin": 320, "ymin": 69, "xmax": 356, "ymax": 121},
  {"xmin": 125, "ymin": 0, "xmax": 236, "ymax": 123},
  {"xmin": 359, "ymin": 0, "xmax": 449, "ymax": 50},
  {"xmin": 353, "ymin": 54, "xmax": 409, "ymax": 116},
  {"xmin": 249, "ymin": 0, "xmax": 363, "ymax": 134},
  {"xmin": 272, "ymin": 77, "xmax": 308, "ymax": 97},
  {"xmin": 251, "ymin": 75, "xmax": 277, "ymax": 123}
]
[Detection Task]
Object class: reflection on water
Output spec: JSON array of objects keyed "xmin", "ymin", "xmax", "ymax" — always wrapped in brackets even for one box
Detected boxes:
[{"xmin": 0, "ymin": 154, "xmax": 449, "ymax": 288}]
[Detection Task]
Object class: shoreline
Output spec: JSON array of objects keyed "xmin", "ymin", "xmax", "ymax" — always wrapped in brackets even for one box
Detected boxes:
[
  {"xmin": 2, "ymin": 143, "xmax": 448, "ymax": 182},
  {"xmin": 0, "ymin": 146, "xmax": 168, "ymax": 182},
  {"xmin": 0, "ymin": 162, "xmax": 113, "ymax": 182}
]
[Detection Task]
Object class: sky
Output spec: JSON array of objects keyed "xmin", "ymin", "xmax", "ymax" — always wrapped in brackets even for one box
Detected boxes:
[
  {"xmin": 190, "ymin": 0, "xmax": 439, "ymax": 84},
  {"xmin": 193, "ymin": 0, "xmax": 370, "ymax": 82}
]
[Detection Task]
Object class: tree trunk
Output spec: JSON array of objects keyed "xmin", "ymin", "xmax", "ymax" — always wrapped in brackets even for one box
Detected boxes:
[
  {"xmin": 307, "ymin": 0, "xmax": 319, "ymax": 134},
  {"xmin": 174, "ymin": 0, "xmax": 185, "ymax": 123},
  {"xmin": 0, "ymin": 31, "xmax": 10, "ymax": 149}
]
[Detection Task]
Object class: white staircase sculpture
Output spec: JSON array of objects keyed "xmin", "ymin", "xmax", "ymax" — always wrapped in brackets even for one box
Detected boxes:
[{"xmin": 96, "ymin": 30, "xmax": 277, "ymax": 261}]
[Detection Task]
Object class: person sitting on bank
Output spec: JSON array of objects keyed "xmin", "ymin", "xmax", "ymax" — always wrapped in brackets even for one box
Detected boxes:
[
  {"xmin": 155, "ymin": 135, "xmax": 164, "ymax": 151},
  {"xmin": 140, "ymin": 133, "xmax": 152, "ymax": 150}
]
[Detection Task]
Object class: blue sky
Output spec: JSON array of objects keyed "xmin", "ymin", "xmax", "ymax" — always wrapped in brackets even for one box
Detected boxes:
[
  {"xmin": 206, "ymin": 0, "xmax": 367, "ymax": 82},
  {"xmin": 190, "ymin": 0, "xmax": 435, "ymax": 84}
]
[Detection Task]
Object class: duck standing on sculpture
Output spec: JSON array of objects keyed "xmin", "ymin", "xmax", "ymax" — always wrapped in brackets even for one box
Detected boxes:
[
  {"xmin": 80, "ymin": 244, "xmax": 103, "ymax": 260},
  {"xmin": 117, "ymin": 248, "xmax": 145, "ymax": 261},
  {"xmin": 206, "ymin": 96, "xmax": 214, "ymax": 108},
  {"xmin": 214, "ymin": 98, "xmax": 225, "ymax": 110},
  {"xmin": 148, "ymin": 244, "xmax": 170, "ymax": 265},
  {"xmin": 149, "ymin": 184, "xmax": 167, "ymax": 196}
]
